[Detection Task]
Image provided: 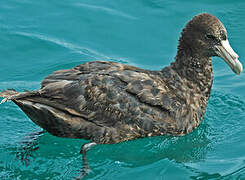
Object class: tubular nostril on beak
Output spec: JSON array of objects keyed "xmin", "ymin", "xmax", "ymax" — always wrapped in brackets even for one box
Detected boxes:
[
  {"xmin": 234, "ymin": 54, "xmax": 239, "ymax": 59},
  {"xmin": 231, "ymin": 53, "xmax": 239, "ymax": 60}
]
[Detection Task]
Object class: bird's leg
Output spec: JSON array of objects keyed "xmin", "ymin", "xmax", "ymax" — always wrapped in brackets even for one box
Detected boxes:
[
  {"xmin": 76, "ymin": 142, "xmax": 97, "ymax": 179},
  {"xmin": 16, "ymin": 130, "xmax": 45, "ymax": 166}
]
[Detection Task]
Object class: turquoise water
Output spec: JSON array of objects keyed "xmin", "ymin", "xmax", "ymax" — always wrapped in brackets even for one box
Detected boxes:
[{"xmin": 1, "ymin": 0, "xmax": 245, "ymax": 179}]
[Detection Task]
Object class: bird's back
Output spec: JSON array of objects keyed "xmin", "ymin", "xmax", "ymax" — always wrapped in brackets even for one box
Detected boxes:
[{"xmin": 0, "ymin": 61, "xmax": 208, "ymax": 144}]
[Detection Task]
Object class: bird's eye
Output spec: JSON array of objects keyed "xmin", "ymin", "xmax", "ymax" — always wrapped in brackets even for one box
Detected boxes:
[
  {"xmin": 220, "ymin": 30, "xmax": 227, "ymax": 40},
  {"xmin": 205, "ymin": 34, "xmax": 216, "ymax": 40}
]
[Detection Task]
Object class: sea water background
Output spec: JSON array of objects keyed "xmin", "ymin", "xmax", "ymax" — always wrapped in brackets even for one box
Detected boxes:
[{"xmin": 1, "ymin": 0, "xmax": 245, "ymax": 179}]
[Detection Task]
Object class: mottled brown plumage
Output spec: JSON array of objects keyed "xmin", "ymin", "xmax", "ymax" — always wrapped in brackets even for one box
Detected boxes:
[{"xmin": 0, "ymin": 13, "xmax": 242, "ymax": 145}]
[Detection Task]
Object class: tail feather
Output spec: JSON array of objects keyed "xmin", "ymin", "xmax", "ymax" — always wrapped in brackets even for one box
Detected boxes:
[
  {"xmin": 0, "ymin": 89, "xmax": 19, "ymax": 104},
  {"xmin": 0, "ymin": 89, "xmax": 18, "ymax": 97},
  {"xmin": 0, "ymin": 89, "xmax": 40, "ymax": 104}
]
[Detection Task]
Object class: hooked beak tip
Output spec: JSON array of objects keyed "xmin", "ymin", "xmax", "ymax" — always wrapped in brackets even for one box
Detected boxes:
[{"xmin": 215, "ymin": 40, "xmax": 243, "ymax": 75}]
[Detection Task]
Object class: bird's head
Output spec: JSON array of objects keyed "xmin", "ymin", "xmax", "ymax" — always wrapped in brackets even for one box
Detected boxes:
[{"xmin": 178, "ymin": 13, "xmax": 243, "ymax": 75}]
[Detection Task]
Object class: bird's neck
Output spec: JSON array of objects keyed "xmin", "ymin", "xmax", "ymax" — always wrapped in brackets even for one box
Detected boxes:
[{"xmin": 171, "ymin": 49, "xmax": 213, "ymax": 98}]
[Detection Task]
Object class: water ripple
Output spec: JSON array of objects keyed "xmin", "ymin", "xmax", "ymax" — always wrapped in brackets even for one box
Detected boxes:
[
  {"xmin": 0, "ymin": 81, "xmax": 40, "ymax": 90},
  {"xmin": 73, "ymin": 3, "xmax": 137, "ymax": 20},
  {"xmin": 13, "ymin": 31, "xmax": 112, "ymax": 60}
]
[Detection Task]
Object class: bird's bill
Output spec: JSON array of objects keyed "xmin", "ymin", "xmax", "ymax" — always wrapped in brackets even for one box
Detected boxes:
[{"xmin": 215, "ymin": 40, "xmax": 243, "ymax": 75}]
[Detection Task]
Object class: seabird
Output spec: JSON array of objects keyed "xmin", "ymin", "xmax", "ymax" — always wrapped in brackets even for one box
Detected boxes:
[{"xmin": 0, "ymin": 13, "xmax": 243, "ymax": 178}]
